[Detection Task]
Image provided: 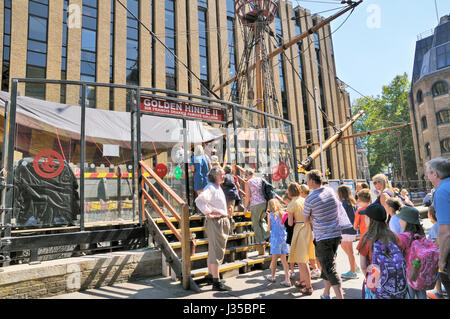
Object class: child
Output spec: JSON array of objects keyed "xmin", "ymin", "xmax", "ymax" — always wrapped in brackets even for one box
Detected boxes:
[
  {"xmin": 396, "ymin": 206, "xmax": 438, "ymax": 299},
  {"xmin": 282, "ymin": 194, "xmax": 296, "ymax": 279},
  {"xmin": 337, "ymin": 185, "xmax": 359, "ymax": 279},
  {"xmin": 357, "ymin": 203, "xmax": 407, "ymax": 299},
  {"xmin": 265, "ymin": 198, "xmax": 291, "ymax": 287},
  {"xmin": 426, "ymin": 206, "xmax": 444, "ymax": 299},
  {"xmin": 386, "ymin": 197, "xmax": 403, "ymax": 234},
  {"xmin": 354, "ymin": 189, "xmax": 371, "ymax": 239}
]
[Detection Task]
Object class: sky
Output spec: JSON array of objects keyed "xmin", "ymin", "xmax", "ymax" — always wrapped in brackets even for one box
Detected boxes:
[{"xmin": 291, "ymin": 0, "xmax": 450, "ymax": 103}]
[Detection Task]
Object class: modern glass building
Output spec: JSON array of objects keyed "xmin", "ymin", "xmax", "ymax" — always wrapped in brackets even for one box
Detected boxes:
[
  {"xmin": 0, "ymin": 0, "xmax": 357, "ymax": 179},
  {"xmin": 409, "ymin": 14, "xmax": 450, "ymax": 180}
]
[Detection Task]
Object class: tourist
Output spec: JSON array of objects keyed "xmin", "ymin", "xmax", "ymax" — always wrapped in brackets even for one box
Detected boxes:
[
  {"xmin": 372, "ymin": 173, "xmax": 394, "ymax": 216},
  {"xmin": 243, "ymin": 168, "xmax": 269, "ymax": 245},
  {"xmin": 357, "ymin": 203, "xmax": 407, "ymax": 299},
  {"xmin": 354, "ymin": 189, "xmax": 371, "ymax": 239},
  {"xmin": 337, "ymin": 185, "xmax": 359, "ymax": 279},
  {"xmin": 195, "ymin": 167, "xmax": 232, "ymax": 291},
  {"xmin": 425, "ymin": 157, "xmax": 450, "ymax": 298},
  {"xmin": 400, "ymin": 188, "xmax": 414, "ymax": 207},
  {"xmin": 386, "ymin": 197, "xmax": 403, "ymax": 234},
  {"xmin": 265, "ymin": 198, "xmax": 291, "ymax": 287},
  {"xmin": 396, "ymin": 206, "xmax": 434, "ymax": 299},
  {"xmin": 303, "ymin": 170, "xmax": 344, "ymax": 299},
  {"xmin": 286, "ymin": 182, "xmax": 313, "ymax": 294},
  {"xmin": 190, "ymin": 145, "xmax": 211, "ymax": 196}
]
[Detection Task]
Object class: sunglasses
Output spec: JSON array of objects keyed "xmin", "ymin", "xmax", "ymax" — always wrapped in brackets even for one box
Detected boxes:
[{"xmin": 373, "ymin": 181, "xmax": 380, "ymax": 185}]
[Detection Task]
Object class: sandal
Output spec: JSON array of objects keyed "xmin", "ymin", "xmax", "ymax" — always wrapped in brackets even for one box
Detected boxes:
[
  {"xmin": 280, "ymin": 281, "xmax": 292, "ymax": 287},
  {"xmin": 289, "ymin": 271, "xmax": 296, "ymax": 279},
  {"xmin": 264, "ymin": 275, "xmax": 276, "ymax": 283},
  {"xmin": 294, "ymin": 281, "xmax": 306, "ymax": 288},
  {"xmin": 301, "ymin": 286, "xmax": 313, "ymax": 296}
]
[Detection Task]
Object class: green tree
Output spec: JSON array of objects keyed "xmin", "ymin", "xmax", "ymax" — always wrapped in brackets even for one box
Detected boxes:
[{"xmin": 352, "ymin": 73, "xmax": 417, "ymax": 183}]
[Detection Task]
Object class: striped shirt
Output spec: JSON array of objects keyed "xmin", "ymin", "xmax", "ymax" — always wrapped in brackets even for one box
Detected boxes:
[{"xmin": 302, "ymin": 186, "xmax": 341, "ymax": 242}]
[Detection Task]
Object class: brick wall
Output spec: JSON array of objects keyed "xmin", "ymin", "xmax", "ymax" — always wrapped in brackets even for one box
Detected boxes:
[{"xmin": 0, "ymin": 248, "xmax": 162, "ymax": 299}]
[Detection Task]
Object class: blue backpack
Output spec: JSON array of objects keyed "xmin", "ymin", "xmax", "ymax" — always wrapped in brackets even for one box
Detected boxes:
[{"xmin": 371, "ymin": 240, "xmax": 407, "ymax": 299}]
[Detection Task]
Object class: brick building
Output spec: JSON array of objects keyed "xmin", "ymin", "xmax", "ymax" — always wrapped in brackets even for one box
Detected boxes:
[
  {"xmin": 409, "ymin": 14, "xmax": 450, "ymax": 181},
  {"xmin": 0, "ymin": 0, "xmax": 358, "ymax": 179}
]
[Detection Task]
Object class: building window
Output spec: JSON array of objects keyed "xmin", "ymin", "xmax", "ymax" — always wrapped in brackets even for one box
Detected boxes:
[
  {"xmin": 227, "ymin": 18, "xmax": 238, "ymax": 102},
  {"xmin": 425, "ymin": 142, "xmax": 431, "ymax": 157},
  {"xmin": 432, "ymin": 80, "xmax": 448, "ymax": 97},
  {"xmin": 275, "ymin": 13, "xmax": 288, "ymax": 120},
  {"xmin": 126, "ymin": 0, "xmax": 139, "ymax": 86},
  {"xmin": 441, "ymin": 138, "xmax": 450, "ymax": 154},
  {"xmin": 60, "ymin": 0, "xmax": 69, "ymax": 103},
  {"xmin": 26, "ymin": 0, "xmax": 49, "ymax": 100},
  {"xmin": 80, "ymin": 0, "xmax": 98, "ymax": 108},
  {"xmin": 436, "ymin": 43, "xmax": 450, "ymax": 69},
  {"xmin": 198, "ymin": 6, "xmax": 209, "ymax": 96},
  {"xmin": 2, "ymin": 0, "xmax": 11, "ymax": 92},
  {"xmin": 416, "ymin": 89, "xmax": 423, "ymax": 104},
  {"xmin": 165, "ymin": 0, "xmax": 176, "ymax": 91},
  {"xmin": 437, "ymin": 110, "xmax": 450, "ymax": 125},
  {"xmin": 421, "ymin": 116, "xmax": 428, "ymax": 130}
]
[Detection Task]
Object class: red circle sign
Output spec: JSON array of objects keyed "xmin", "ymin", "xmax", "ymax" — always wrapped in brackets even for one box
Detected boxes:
[
  {"xmin": 33, "ymin": 150, "xmax": 65, "ymax": 179},
  {"xmin": 271, "ymin": 165, "xmax": 281, "ymax": 182},
  {"xmin": 155, "ymin": 163, "xmax": 168, "ymax": 179},
  {"xmin": 278, "ymin": 161, "xmax": 290, "ymax": 180}
]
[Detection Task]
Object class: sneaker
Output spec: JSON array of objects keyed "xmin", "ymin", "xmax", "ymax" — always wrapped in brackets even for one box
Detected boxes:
[
  {"xmin": 341, "ymin": 270, "xmax": 358, "ymax": 279},
  {"xmin": 289, "ymin": 271, "xmax": 296, "ymax": 279},
  {"xmin": 212, "ymin": 281, "xmax": 232, "ymax": 291},
  {"xmin": 356, "ymin": 267, "xmax": 361, "ymax": 273},
  {"xmin": 310, "ymin": 269, "xmax": 321, "ymax": 279},
  {"xmin": 427, "ymin": 290, "xmax": 444, "ymax": 299},
  {"xmin": 320, "ymin": 294, "xmax": 330, "ymax": 299}
]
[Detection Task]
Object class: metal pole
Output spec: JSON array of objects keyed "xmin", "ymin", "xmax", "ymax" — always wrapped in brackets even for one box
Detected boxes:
[
  {"xmin": 314, "ymin": 88, "xmax": 326, "ymax": 181},
  {"xmin": 136, "ymin": 88, "xmax": 143, "ymax": 225},
  {"xmin": 80, "ymin": 84, "xmax": 87, "ymax": 231},
  {"xmin": 232, "ymin": 105, "xmax": 239, "ymax": 167},
  {"xmin": 290, "ymin": 122, "xmax": 299, "ymax": 183},
  {"xmin": 265, "ymin": 115, "xmax": 271, "ymax": 183},
  {"xmin": 183, "ymin": 119, "xmax": 190, "ymax": 208}
]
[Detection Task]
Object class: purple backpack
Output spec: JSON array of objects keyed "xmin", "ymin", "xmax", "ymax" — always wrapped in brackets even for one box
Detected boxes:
[
  {"xmin": 371, "ymin": 240, "xmax": 407, "ymax": 299},
  {"xmin": 399, "ymin": 233, "xmax": 439, "ymax": 290}
]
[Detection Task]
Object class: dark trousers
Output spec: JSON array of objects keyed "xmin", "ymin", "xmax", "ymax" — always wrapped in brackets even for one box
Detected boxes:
[{"xmin": 314, "ymin": 236, "xmax": 342, "ymax": 286}]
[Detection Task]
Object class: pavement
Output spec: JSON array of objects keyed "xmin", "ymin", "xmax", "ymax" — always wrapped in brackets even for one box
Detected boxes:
[{"xmin": 49, "ymin": 218, "xmax": 435, "ymax": 300}]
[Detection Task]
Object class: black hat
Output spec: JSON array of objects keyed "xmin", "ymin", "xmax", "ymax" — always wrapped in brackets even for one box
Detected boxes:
[
  {"xmin": 359, "ymin": 202, "xmax": 386, "ymax": 222},
  {"xmin": 397, "ymin": 206, "xmax": 420, "ymax": 225}
]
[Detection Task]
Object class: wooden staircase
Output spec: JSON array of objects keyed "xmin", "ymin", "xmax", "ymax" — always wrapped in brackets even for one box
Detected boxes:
[{"xmin": 140, "ymin": 161, "xmax": 273, "ymax": 292}]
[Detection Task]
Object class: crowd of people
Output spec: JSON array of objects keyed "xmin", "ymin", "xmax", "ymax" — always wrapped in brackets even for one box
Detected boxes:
[{"xmin": 193, "ymin": 153, "xmax": 450, "ymax": 299}]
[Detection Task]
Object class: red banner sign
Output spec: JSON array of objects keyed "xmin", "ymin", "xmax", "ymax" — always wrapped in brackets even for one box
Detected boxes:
[{"xmin": 140, "ymin": 97, "xmax": 225, "ymax": 122}]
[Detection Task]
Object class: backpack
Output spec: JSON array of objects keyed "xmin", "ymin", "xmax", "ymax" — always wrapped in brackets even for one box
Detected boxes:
[
  {"xmin": 261, "ymin": 179, "xmax": 276, "ymax": 201},
  {"xmin": 402, "ymin": 233, "xmax": 439, "ymax": 290},
  {"xmin": 370, "ymin": 240, "xmax": 407, "ymax": 299}
]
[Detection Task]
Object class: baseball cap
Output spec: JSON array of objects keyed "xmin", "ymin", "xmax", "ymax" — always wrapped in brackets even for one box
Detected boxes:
[
  {"xmin": 359, "ymin": 202, "xmax": 387, "ymax": 222},
  {"xmin": 396, "ymin": 206, "xmax": 420, "ymax": 225}
]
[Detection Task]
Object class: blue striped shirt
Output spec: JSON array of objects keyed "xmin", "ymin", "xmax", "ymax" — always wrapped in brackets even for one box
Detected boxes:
[{"xmin": 302, "ymin": 186, "xmax": 341, "ymax": 242}]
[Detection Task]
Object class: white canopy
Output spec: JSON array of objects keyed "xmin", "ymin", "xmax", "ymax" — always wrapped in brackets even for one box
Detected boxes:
[{"xmin": 0, "ymin": 91, "xmax": 224, "ymax": 150}]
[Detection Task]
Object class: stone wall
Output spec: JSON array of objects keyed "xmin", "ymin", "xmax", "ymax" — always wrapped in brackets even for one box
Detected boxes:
[{"xmin": 0, "ymin": 248, "xmax": 162, "ymax": 299}]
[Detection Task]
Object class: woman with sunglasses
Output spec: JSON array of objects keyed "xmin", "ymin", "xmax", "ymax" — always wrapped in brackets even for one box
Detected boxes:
[{"xmin": 372, "ymin": 174, "xmax": 395, "ymax": 219}]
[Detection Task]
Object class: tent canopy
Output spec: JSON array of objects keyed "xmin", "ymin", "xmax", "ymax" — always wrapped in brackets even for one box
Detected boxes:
[{"xmin": 0, "ymin": 91, "xmax": 224, "ymax": 151}]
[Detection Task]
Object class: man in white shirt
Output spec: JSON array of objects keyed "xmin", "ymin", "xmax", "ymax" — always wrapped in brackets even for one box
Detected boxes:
[{"xmin": 195, "ymin": 166, "xmax": 232, "ymax": 291}]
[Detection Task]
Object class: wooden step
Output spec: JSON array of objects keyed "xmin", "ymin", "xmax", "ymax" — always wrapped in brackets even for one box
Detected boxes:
[
  {"xmin": 170, "ymin": 231, "xmax": 256, "ymax": 249},
  {"xmin": 161, "ymin": 221, "xmax": 252, "ymax": 236},
  {"xmin": 189, "ymin": 242, "xmax": 270, "ymax": 262},
  {"xmin": 191, "ymin": 252, "xmax": 272, "ymax": 279},
  {"xmin": 154, "ymin": 211, "xmax": 248, "ymax": 225}
]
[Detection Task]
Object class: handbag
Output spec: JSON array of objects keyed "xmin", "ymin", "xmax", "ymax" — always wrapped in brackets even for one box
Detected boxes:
[{"xmin": 337, "ymin": 201, "xmax": 352, "ymax": 230}]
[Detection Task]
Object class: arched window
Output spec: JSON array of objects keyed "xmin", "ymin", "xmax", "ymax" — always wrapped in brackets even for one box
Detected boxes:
[
  {"xmin": 432, "ymin": 81, "xmax": 448, "ymax": 97},
  {"xmin": 441, "ymin": 138, "xmax": 450, "ymax": 154},
  {"xmin": 437, "ymin": 110, "xmax": 450, "ymax": 125},
  {"xmin": 425, "ymin": 142, "xmax": 431, "ymax": 157},
  {"xmin": 416, "ymin": 89, "xmax": 423, "ymax": 103},
  {"xmin": 421, "ymin": 116, "xmax": 428, "ymax": 130}
]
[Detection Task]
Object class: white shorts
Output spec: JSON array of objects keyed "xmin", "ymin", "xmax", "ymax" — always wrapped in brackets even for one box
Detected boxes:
[{"xmin": 341, "ymin": 234, "xmax": 357, "ymax": 242}]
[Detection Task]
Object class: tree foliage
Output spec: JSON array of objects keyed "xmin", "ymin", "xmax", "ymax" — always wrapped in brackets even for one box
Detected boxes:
[{"xmin": 352, "ymin": 73, "xmax": 417, "ymax": 181}]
